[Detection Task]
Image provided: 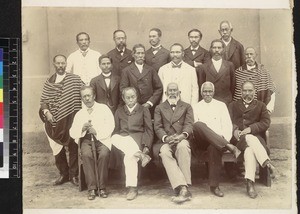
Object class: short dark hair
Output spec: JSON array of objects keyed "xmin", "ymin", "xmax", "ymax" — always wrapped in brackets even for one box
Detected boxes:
[
  {"xmin": 80, "ymin": 85, "xmax": 95, "ymax": 96},
  {"xmin": 76, "ymin": 32, "xmax": 90, "ymax": 42},
  {"xmin": 53, "ymin": 54, "xmax": 67, "ymax": 62},
  {"xmin": 150, "ymin": 28, "xmax": 162, "ymax": 37},
  {"xmin": 98, "ymin": 54, "xmax": 113, "ymax": 64},
  {"xmin": 121, "ymin": 87, "xmax": 137, "ymax": 98},
  {"xmin": 113, "ymin": 30, "xmax": 126, "ymax": 38},
  {"xmin": 210, "ymin": 39, "xmax": 225, "ymax": 49},
  {"xmin": 170, "ymin": 43, "xmax": 184, "ymax": 52},
  {"xmin": 188, "ymin": 29, "xmax": 202, "ymax": 39},
  {"xmin": 132, "ymin": 44, "xmax": 145, "ymax": 54}
]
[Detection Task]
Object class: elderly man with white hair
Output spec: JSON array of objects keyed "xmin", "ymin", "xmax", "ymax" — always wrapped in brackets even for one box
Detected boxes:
[{"xmin": 192, "ymin": 81, "xmax": 240, "ymax": 197}]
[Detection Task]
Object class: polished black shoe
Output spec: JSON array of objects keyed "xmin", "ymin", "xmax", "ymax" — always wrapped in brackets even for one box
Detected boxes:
[
  {"xmin": 70, "ymin": 177, "xmax": 79, "ymax": 186},
  {"xmin": 88, "ymin": 189, "xmax": 97, "ymax": 200},
  {"xmin": 53, "ymin": 175, "xmax": 69, "ymax": 186},
  {"xmin": 246, "ymin": 179, "xmax": 258, "ymax": 199},
  {"xmin": 210, "ymin": 186, "xmax": 224, "ymax": 197},
  {"xmin": 99, "ymin": 189, "xmax": 108, "ymax": 198}
]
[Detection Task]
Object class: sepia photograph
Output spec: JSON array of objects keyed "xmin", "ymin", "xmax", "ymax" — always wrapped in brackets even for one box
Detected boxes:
[{"xmin": 22, "ymin": 1, "xmax": 295, "ymax": 213}]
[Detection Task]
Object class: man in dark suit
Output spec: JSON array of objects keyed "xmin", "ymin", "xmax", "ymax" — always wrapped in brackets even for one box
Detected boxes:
[
  {"xmin": 197, "ymin": 39, "xmax": 235, "ymax": 105},
  {"xmin": 184, "ymin": 29, "xmax": 210, "ymax": 68},
  {"xmin": 90, "ymin": 55, "xmax": 120, "ymax": 114},
  {"xmin": 229, "ymin": 81, "xmax": 275, "ymax": 199},
  {"xmin": 107, "ymin": 30, "xmax": 134, "ymax": 77},
  {"xmin": 219, "ymin": 20, "xmax": 245, "ymax": 69},
  {"xmin": 120, "ymin": 44, "xmax": 163, "ymax": 117},
  {"xmin": 111, "ymin": 87, "xmax": 153, "ymax": 201},
  {"xmin": 153, "ymin": 82, "xmax": 194, "ymax": 204},
  {"xmin": 145, "ymin": 28, "xmax": 170, "ymax": 72}
]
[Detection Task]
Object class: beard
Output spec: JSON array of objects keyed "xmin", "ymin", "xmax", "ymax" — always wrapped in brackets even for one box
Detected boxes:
[
  {"xmin": 117, "ymin": 43, "xmax": 126, "ymax": 50},
  {"xmin": 167, "ymin": 95, "xmax": 179, "ymax": 104},
  {"xmin": 242, "ymin": 95, "xmax": 254, "ymax": 104}
]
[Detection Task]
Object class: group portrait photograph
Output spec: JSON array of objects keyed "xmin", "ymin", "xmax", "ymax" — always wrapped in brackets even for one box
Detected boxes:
[{"xmin": 22, "ymin": 1, "xmax": 295, "ymax": 213}]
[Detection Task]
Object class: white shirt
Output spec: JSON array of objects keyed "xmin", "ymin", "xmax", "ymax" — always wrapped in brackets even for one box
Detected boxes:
[
  {"xmin": 126, "ymin": 103, "xmax": 137, "ymax": 113},
  {"xmin": 222, "ymin": 37, "xmax": 232, "ymax": 46},
  {"xmin": 102, "ymin": 72, "xmax": 111, "ymax": 88},
  {"xmin": 191, "ymin": 45, "xmax": 199, "ymax": 55},
  {"xmin": 246, "ymin": 64, "xmax": 256, "ymax": 70},
  {"xmin": 192, "ymin": 99, "xmax": 232, "ymax": 142},
  {"xmin": 55, "ymin": 72, "xmax": 66, "ymax": 83},
  {"xmin": 152, "ymin": 45, "xmax": 161, "ymax": 55},
  {"xmin": 212, "ymin": 58, "xmax": 222, "ymax": 73},
  {"xmin": 66, "ymin": 48, "xmax": 101, "ymax": 85},
  {"xmin": 135, "ymin": 62, "xmax": 143, "ymax": 73},
  {"xmin": 69, "ymin": 102, "xmax": 115, "ymax": 150}
]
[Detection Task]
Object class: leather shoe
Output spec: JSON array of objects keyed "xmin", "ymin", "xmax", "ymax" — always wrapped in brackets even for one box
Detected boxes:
[
  {"xmin": 53, "ymin": 175, "xmax": 69, "ymax": 186},
  {"xmin": 246, "ymin": 179, "xmax": 258, "ymax": 199},
  {"xmin": 134, "ymin": 151, "xmax": 151, "ymax": 167},
  {"xmin": 99, "ymin": 189, "xmax": 108, "ymax": 198},
  {"xmin": 171, "ymin": 185, "xmax": 191, "ymax": 204},
  {"xmin": 226, "ymin": 144, "xmax": 241, "ymax": 158},
  {"xmin": 210, "ymin": 186, "xmax": 224, "ymax": 197},
  {"xmin": 88, "ymin": 190, "xmax": 96, "ymax": 200},
  {"xmin": 126, "ymin": 187, "xmax": 138, "ymax": 200},
  {"xmin": 70, "ymin": 177, "xmax": 79, "ymax": 186}
]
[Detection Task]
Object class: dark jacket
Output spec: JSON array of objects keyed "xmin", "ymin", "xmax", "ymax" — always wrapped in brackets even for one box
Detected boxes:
[
  {"xmin": 107, "ymin": 48, "xmax": 134, "ymax": 77},
  {"xmin": 145, "ymin": 46, "xmax": 170, "ymax": 72}
]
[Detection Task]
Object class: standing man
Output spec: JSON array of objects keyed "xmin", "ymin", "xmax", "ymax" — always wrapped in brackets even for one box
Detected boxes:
[
  {"xmin": 184, "ymin": 29, "xmax": 210, "ymax": 68},
  {"xmin": 197, "ymin": 39, "xmax": 235, "ymax": 105},
  {"xmin": 192, "ymin": 82, "xmax": 241, "ymax": 197},
  {"xmin": 39, "ymin": 55, "xmax": 83, "ymax": 186},
  {"xmin": 70, "ymin": 86, "xmax": 115, "ymax": 200},
  {"xmin": 158, "ymin": 43, "xmax": 198, "ymax": 105},
  {"xmin": 120, "ymin": 44, "xmax": 163, "ymax": 117},
  {"xmin": 66, "ymin": 32, "xmax": 101, "ymax": 85},
  {"xmin": 90, "ymin": 55, "xmax": 121, "ymax": 114},
  {"xmin": 111, "ymin": 87, "xmax": 153, "ymax": 201},
  {"xmin": 153, "ymin": 83, "xmax": 194, "ymax": 204},
  {"xmin": 145, "ymin": 28, "xmax": 170, "ymax": 72},
  {"xmin": 234, "ymin": 47, "xmax": 276, "ymax": 114},
  {"xmin": 107, "ymin": 30, "xmax": 134, "ymax": 77},
  {"xmin": 229, "ymin": 81, "xmax": 275, "ymax": 199},
  {"xmin": 218, "ymin": 20, "xmax": 245, "ymax": 69}
]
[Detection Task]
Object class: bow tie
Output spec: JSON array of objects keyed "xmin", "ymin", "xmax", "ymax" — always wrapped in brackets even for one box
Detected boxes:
[
  {"xmin": 152, "ymin": 46, "xmax": 161, "ymax": 51},
  {"xmin": 170, "ymin": 104, "xmax": 176, "ymax": 108},
  {"xmin": 87, "ymin": 108, "xmax": 93, "ymax": 114},
  {"xmin": 172, "ymin": 63, "xmax": 182, "ymax": 68},
  {"xmin": 102, "ymin": 74, "xmax": 111, "ymax": 79},
  {"xmin": 191, "ymin": 49, "xmax": 197, "ymax": 52},
  {"xmin": 118, "ymin": 49, "xmax": 124, "ymax": 54}
]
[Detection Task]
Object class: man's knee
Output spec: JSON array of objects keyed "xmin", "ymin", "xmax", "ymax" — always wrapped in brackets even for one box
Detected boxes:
[
  {"xmin": 176, "ymin": 140, "xmax": 190, "ymax": 152},
  {"xmin": 159, "ymin": 144, "xmax": 173, "ymax": 158},
  {"xmin": 193, "ymin": 122, "xmax": 206, "ymax": 132}
]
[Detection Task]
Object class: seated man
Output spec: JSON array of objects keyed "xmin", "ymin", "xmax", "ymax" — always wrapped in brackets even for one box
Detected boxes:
[
  {"xmin": 70, "ymin": 86, "xmax": 115, "ymax": 200},
  {"xmin": 111, "ymin": 87, "xmax": 153, "ymax": 201},
  {"xmin": 192, "ymin": 81, "xmax": 240, "ymax": 197},
  {"xmin": 153, "ymin": 82, "xmax": 193, "ymax": 204},
  {"xmin": 229, "ymin": 81, "xmax": 275, "ymax": 199}
]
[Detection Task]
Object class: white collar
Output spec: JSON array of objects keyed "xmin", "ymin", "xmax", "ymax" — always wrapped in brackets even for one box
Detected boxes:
[
  {"xmin": 246, "ymin": 64, "xmax": 256, "ymax": 70},
  {"xmin": 79, "ymin": 48, "xmax": 90, "ymax": 53},
  {"xmin": 126, "ymin": 103, "xmax": 137, "ymax": 113},
  {"xmin": 222, "ymin": 37, "xmax": 232, "ymax": 46},
  {"xmin": 152, "ymin": 44, "xmax": 162, "ymax": 49},
  {"xmin": 191, "ymin": 45, "xmax": 200, "ymax": 50},
  {"xmin": 102, "ymin": 72, "xmax": 112, "ymax": 77}
]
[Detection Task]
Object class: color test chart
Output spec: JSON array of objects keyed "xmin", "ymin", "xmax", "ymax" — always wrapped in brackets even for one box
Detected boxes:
[{"xmin": 0, "ymin": 38, "xmax": 20, "ymax": 178}]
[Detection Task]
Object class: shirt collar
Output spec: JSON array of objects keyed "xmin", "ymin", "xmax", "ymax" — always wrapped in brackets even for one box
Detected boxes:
[
  {"xmin": 116, "ymin": 47, "xmax": 125, "ymax": 53},
  {"xmin": 212, "ymin": 58, "xmax": 222, "ymax": 63},
  {"xmin": 102, "ymin": 72, "xmax": 112, "ymax": 77},
  {"xmin": 222, "ymin": 37, "xmax": 232, "ymax": 46},
  {"xmin": 126, "ymin": 103, "xmax": 137, "ymax": 113},
  {"xmin": 79, "ymin": 48, "xmax": 90, "ymax": 54},
  {"xmin": 246, "ymin": 64, "xmax": 256, "ymax": 70},
  {"xmin": 152, "ymin": 44, "xmax": 162, "ymax": 49},
  {"xmin": 171, "ymin": 61, "xmax": 183, "ymax": 67},
  {"xmin": 191, "ymin": 45, "xmax": 200, "ymax": 50}
]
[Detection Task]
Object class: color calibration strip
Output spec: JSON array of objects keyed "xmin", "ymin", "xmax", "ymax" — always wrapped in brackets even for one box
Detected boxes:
[
  {"xmin": 0, "ymin": 38, "xmax": 20, "ymax": 178},
  {"xmin": 0, "ymin": 48, "xmax": 3, "ymax": 169}
]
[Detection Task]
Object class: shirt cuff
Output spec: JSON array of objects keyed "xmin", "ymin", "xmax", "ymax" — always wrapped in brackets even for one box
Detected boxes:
[
  {"xmin": 182, "ymin": 132, "xmax": 189, "ymax": 139},
  {"xmin": 146, "ymin": 101, "xmax": 153, "ymax": 107},
  {"xmin": 43, "ymin": 109, "xmax": 50, "ymax": 115},
  {"xmin": 162, "ymin": 135, "xmax": 168, "ymax": 143}
]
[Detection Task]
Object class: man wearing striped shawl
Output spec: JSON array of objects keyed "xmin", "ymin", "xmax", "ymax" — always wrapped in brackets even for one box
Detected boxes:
[
  {"xmin": 233, "ymin": 47, "xmax": 276, "ymax": 113},
  {"xmin": 39, "ymin": 55, "xmax": 83, "ymax": 186}
]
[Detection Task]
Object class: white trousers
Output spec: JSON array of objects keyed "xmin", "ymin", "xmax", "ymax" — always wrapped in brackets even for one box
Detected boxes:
[
  {"xmin": 159, "ymin": 139, "xmax": 191, "ymax": 189},
  {"xmin": 244, "ymin": 134, "xmax": 270, "ymax": 182},
  {"xmin": 111, "ymin": 134, "xmax": 140, "ymax": 187}
]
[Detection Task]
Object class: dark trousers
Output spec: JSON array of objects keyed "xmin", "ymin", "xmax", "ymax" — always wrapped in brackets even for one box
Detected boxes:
[
  {"xmin": 193, "ymin": 122, "xmax": 228, "ymax": 187},
  {"xmin": 54, "ymin": 139, "xmax": 78, "ymax": 179},
  {"xmin": 81, "ymin": 139, "xmax": 110, "ymax": 190}
]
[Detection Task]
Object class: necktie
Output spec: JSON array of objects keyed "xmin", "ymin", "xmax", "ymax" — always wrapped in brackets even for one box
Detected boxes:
[
  {"xmin": 152, "ymin": 47, "xmax": 160, "ymax": 52},
  {"xmin": 102, "ymin": 74, "xmax": 111, "ymax": 79},
  {"xmin": 172, "ymin": 63, "xmax": 182, "ymax": 68}
]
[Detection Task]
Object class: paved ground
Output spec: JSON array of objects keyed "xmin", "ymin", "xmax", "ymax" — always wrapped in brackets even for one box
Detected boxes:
[{"xmin": 23, "ymin": 134, "xmax": 294, "ymax": 211}]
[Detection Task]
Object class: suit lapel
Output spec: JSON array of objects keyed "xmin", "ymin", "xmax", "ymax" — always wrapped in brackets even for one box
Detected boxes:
[
  {"xmin": 128, "ymin": 64, "xmax": 142, "ymax": 79},
  {"xmin": 208, "ymin": 61, "xmax": 219, "ymax": 78},
  {"xmin": 140, "ymin": 65, "xmax": 150, "ymax": 79},
  {"xmin": 110, "ymin": 75, "xmax": 117, "ymax": 91},
  {"xmin": 227, "ymin": 39, "xmax": 237, "ymax": 60},
  {"xmin": 171, "ymin": 101, "xmax": 185, "ymax": 124},
  {"xmin": 120, "ymin": 49, "xmax": 130, "ymax": 62},
  {"xmin": 161, "ymin": 101, "xmax": 174, "ymax": 123},
  {"xmin": 97, "ymin": 75, "xmax": 107, "ymax": 91}
]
